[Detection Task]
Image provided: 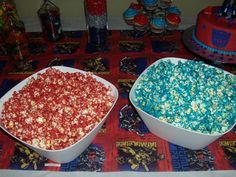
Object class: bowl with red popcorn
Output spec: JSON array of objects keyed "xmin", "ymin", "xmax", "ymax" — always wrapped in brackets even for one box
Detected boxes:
[{"xmin": 0, "ymin": 66, "xmax": 118, "ymax": 163}]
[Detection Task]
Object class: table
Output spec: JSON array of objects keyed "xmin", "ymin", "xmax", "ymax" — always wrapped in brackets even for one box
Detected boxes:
[{"xmin": 0, "ymin": 30, "xmax": 235, "ymax": 175}]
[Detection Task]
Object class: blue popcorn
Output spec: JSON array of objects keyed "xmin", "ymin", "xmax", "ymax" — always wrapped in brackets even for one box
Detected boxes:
[{"xmin": 133, "ymin": 60, "xmax": 236, "ymax": 134}]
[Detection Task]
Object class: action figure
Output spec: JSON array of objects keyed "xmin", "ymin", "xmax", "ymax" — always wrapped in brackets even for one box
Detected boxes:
[{"xmin": 220, "ymin": 0, "xmax": 236, "ymax": 18}]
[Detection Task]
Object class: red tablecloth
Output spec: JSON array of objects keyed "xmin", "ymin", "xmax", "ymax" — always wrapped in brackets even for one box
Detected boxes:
[{"xmin": 0, "ymin": 30, "xmax": 235, "ymax": 172}]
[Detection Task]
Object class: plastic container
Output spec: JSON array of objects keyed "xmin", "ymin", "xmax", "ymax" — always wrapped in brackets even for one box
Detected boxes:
[
  {"xmin": 38, "ymin": 0, "xmax": 63, "ymax": 41},
  {"xmin": 84, "ymin": 0, "xmax": 108, "ymax": 46},
  {"xmin": 4, "ymin": 18, "xmax": 30, "ymax": 61},
  {"xmin": 0, "ymin": 1, "xmax": 30, "ymax": 61},
  {"xmin": 129, "ymin": 57, "xmax": 236, "ymax": 150},
  {"xmin": 0, "ymin": 66, "xmax": 118, "ymax": 163}
]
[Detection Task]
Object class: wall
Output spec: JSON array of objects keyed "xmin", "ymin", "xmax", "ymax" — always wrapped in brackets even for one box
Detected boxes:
[{"xmin": 14, "ymin": 0, "xmax": 223, "ymax": 32}]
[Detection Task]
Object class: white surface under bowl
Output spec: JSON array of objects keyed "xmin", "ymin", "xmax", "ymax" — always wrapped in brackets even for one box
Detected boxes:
[
  {"xmin": 0, "ymin": 66, "xmax": 118, "ymax": 163},
  {"xmin": 129, "ymin": 57, "xmax": 236, "ymax": 150}
]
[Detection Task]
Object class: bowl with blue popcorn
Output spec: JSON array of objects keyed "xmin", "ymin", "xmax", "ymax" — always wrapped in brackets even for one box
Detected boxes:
[{"xmin": 129, "ymin": 57, "xmax": 236, "ymax": 150}]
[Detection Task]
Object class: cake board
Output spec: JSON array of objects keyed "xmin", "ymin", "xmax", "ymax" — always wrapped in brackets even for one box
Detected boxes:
[{"xmin": 182, "ymin": 26, "xmax": 236, "ymax": 64}]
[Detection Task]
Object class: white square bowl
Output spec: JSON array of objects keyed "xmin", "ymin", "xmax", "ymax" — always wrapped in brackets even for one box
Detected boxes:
[
  {"xmin": 0, "ymin": 66, "xmax": 118, "ymax": 163},
  {"xmin": 129, "ymin": 57, "xmax": 236, "ymax": 150}
]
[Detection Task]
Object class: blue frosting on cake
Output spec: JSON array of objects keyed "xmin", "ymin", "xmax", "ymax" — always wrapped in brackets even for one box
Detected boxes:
[
  {"xmin": 143, "ymin": 0, "xmax": 158, "ymax": 6},
  {"xmin": 192, "ymin": 29, "xmax": 236, "ymax": 55},
  {"xmin": 151, "ymin": 17, "xmax": 167, "ymax": 28},
  {"xmin": 123, "ymin": 8, "xmax": 138, "ymax": 18},
  {"xmin": 166, "ymin": 6, "xmax": 181, "ymax": 15}
]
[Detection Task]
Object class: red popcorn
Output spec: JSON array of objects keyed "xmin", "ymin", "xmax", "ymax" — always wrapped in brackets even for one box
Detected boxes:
[{"xmin": 0, "ymin": 68, "xmax": 115, "ymax": 150}]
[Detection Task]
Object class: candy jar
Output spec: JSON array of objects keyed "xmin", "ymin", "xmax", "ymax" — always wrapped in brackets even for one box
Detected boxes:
[
  {"xmin": 4, "ymin": 17, "xmax": 30, "ymax": 61},
  {"xmin": 84, "ymin": 0, "xmax": 108, "ymax": 47},
  {"xmin": 0, "ymin": 0, "xmax": 30, "ymax": 61},
  {"xmin": 38, "ymin": 0, "xmax": 63, "ymax": 41}
]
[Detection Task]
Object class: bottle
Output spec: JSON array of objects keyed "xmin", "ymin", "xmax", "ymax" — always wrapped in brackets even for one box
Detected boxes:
[
  {"xmin": 0, "ymin": 0, "xmax": 30, "ymax": 61},
  {"xmin": 5, "ymin": 17, "xmax": 30, "ymax": 61},
  {"xmin": 84, "ymin": 0, "xmax": 108, "ymax": 47},
  {"xmin": 38, "ymin": 0, "xmax": 63, "ymax": 41}
]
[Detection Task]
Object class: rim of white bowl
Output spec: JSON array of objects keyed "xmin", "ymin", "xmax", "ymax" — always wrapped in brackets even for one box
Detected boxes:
[
  {"xmin": 129, "ymin": 57, "xmax": 236, "ymax": 137},
  {"xmin": 0, "ymin": 66, "xmax": 119, "ymax": 152}
]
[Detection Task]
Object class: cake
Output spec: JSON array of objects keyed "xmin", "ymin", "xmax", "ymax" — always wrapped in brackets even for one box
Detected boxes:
[
  {"xmin": 193, "ymin": 6, "xmax": 236, "ymax": 55},
  {"xmin": 143, "ymin": 0, "xmax": 158, "ymax": 11},
  {"xmin": 150, "ymin": 17, "xmax": 167, "ymax": 33},
  {"xmin": 129, "ymin": 3, "xmax": 143, "ymax": 12},
  {"xmin": 158, "ymin": 0, "xmax": 172, "ymax": 9},
  {"xmin": 123, "ymin": 8, "xmax": 138, "ymax": 25},
  {"xmin": 133, "ymin": 13, "xmax": 149, "ymax": 31},
  {"xmin": 166, "ymin": 6, "xmax": 181, "ymax": 15}
]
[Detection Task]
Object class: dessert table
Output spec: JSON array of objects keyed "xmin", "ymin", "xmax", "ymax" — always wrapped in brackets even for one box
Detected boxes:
[{"xmin": 0, "ymin": 30, "xmax": 235, "ymax": 176}]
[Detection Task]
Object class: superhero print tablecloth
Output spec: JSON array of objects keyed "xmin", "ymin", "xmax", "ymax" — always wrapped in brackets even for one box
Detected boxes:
[{"xmin": 0, "ymin": 30, "xmax": 235, "ymax": 172}]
